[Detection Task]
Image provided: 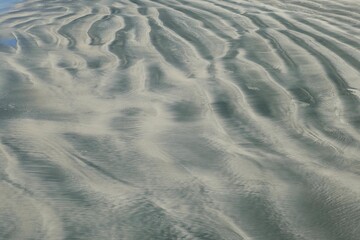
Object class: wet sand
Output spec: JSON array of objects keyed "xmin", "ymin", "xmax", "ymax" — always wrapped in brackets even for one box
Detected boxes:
[{"xmin": 0, "ymin": 0, "xmax": 360, "ymax": 239}]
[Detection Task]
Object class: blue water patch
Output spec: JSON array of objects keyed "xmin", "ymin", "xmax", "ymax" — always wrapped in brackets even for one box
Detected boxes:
[
  {"xmin": 0, "ymin": 0, "xmax": 21, "ymax": 12},
  {"xmin": 0, "ymin": 0, "xmax": 21, "ymax": 49},
  {"xmin": 0, "ymin": 38, "xmax": 17, "ymax": 47}
]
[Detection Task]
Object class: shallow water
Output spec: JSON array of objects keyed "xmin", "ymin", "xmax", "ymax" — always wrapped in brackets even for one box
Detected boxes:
[
  {"xmin": 0, "ymin": 0, "xmax": 360, "ymax": 239},
  {"xmin": 0, "ymin": 0, "xmax": 20, "ymax": 12}
]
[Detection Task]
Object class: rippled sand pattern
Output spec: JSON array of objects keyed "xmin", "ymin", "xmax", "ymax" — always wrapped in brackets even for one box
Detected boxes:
[{"xmin": 0, "ymin": 0, "xmax": 360, "ymax": 239}]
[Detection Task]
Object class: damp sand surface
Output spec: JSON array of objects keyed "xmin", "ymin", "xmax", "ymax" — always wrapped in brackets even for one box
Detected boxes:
[{"xmin": 0, "ymin": 0, "xmax": 360, "ymax": 239}]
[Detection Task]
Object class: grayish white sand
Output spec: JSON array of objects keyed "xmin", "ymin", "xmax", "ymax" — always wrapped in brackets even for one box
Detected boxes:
[{"xmin": 0, "ymin": 0, "xmax": 360, "ymax": 239}]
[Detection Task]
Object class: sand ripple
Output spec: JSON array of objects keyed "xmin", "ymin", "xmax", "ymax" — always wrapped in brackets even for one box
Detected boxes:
[{"xmin": 0, "ymin": 0, "xmax": 360, "ymax": 239}]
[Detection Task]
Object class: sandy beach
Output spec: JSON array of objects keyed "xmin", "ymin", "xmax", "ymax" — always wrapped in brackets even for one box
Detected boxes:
[{"xmin": 0, "ymin": 0, "xmax": 360, "ymax": 239}]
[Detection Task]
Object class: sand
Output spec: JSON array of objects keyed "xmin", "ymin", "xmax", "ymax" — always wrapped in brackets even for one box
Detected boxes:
[{"xmin": 0, "ymin": 0, "xmax": 360, "ymax": 239}]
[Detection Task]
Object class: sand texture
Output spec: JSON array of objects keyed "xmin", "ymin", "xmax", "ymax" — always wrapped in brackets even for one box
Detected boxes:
[{"xmin": 0, "ymin": 0, "xmax": 360, "ymax": 239}]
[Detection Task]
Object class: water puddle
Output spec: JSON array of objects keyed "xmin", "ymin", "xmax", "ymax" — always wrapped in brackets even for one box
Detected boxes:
[
  {"xmin": 0, "ymin": 0, "xmax": 21, "ymax": 12},
  {"xmin": 0, "ymin": 38, "xmax": 17, "ymax": 47}
]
